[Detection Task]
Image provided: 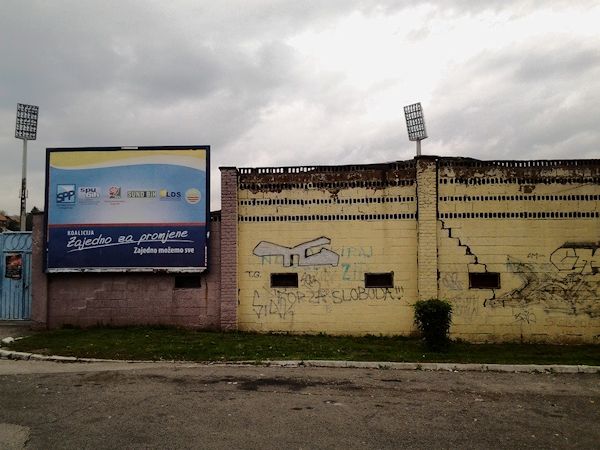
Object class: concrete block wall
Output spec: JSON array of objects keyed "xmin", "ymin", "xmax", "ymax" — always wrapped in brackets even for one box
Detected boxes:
[
  {"xmin": 235, "ymin": 158, "xmax": 599, "ymax": 342},
  {"xmin": 236, "ymin": 163, "xmax": 418, "ymax": 335},
  {"xmin": 31, "ymin": 214, "xmax": 222, "ymax": 329},
  {"xmin": 437, "ymin": 159, "xmax": 600, "ymax": 343}
]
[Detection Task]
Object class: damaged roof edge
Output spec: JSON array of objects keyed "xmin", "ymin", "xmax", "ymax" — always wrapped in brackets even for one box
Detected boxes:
[{"xmin": 232, "ymin": 156, "xmax": 600, "ymax": 176}]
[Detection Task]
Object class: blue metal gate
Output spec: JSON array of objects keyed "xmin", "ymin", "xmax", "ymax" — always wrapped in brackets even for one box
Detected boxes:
[{"xmin": 0, "ymin": 232, "xmax": 32, "ymax": 320}]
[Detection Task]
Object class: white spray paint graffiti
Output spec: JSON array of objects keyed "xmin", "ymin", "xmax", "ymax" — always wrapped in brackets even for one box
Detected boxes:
[{"xmin": 253, "ymin": 237, "xmax": 340, "ymax": 267}]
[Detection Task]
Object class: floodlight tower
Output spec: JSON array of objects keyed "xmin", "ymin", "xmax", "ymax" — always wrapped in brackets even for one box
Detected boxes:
[
  {"xmin": 15, "ymin": 103, "xmax": 39, "ymax": 231},
  {"xmin": 403, "ymin": 102, "xmax": 428, "ymax": 156}
]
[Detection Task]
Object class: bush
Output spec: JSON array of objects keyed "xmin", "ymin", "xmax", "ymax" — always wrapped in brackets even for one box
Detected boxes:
[{"xmin": 413, "ymin": 299, "xmax": 453, "ymax": 351}]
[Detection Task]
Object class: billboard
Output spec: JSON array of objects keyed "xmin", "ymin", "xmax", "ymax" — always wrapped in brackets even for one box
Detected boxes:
[{"xmin": 45, "ymin": 146, "xmax": 210, "ymax": 272}]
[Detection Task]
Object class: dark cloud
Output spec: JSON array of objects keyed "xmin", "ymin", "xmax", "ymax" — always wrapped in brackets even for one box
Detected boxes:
[
  {"xmin": 430, "ymin": 38, "xmax": 600, "ymax": 160},
  {"xmin": 0, "ymin": 0, "xmax": 598, "ymax": 213},
  {"xmin": 513, "ymin": 46, "xmax": 600, "ymax": 83}
]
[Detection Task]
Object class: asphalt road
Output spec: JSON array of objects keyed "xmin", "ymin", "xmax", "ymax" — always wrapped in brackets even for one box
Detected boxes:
[{"xmin": 0, "ymin": 360, "xmax": 599, "ymax": 449}]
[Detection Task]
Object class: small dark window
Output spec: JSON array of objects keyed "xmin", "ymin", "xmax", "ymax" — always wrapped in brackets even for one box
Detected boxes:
[
  {"xmin": 270, "ymin": 273, "xmax": 298, "ymax": 288},
  {"xmin": 469, "ymin": 272, "xmax": 500, "ymax": 289},
  {"xmin": 174, "ymin": 275, "xmax": 201, "ymax": 289},
  {"xmin": 365, "ymin": 272, "xmax": 394, "ymax": 288}
]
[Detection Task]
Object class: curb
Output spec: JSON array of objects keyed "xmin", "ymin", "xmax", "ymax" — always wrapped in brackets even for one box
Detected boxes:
[
  {"xmin": 0, "ymin": 349, "xmax": 145, "ymax": 364},
  {"xmin": 282, "ymin": 360, "xmax": 600, "ymax": 374},
  {"xmin": 1, "ymin": 349, "xmax": 599, "ymax": 374}
]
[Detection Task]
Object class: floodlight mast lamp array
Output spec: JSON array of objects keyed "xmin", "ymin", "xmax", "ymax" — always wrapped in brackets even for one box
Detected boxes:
[
  {"xmin": 15, "ymin": 103, "xmax": 39, "ymax": 231},
  {"xmin": 403, "ymin": 102, "xmax": 428, "ymax": 157}
]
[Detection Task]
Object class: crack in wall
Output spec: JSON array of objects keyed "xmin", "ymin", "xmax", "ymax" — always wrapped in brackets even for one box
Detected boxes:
[
  {"xmin": 439, "ymin": 220, "xmax": 481, "ymax": 266},
  {"xmin": 439, "ymin": 220, "xmax": 494, "ymax": 306}
]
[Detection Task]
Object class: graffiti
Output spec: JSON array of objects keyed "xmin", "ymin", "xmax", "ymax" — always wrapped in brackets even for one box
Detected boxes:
[
  {"xmin": 258, "ymin": 255, "xmax": 284, "ymax": 265},
  {"xmin": 337, "ymin": 246, "xmax": 373, "ymax": 258},
  {"xmin": 253, "ymin": 237, "xmax": 339, "ymax": 267},
  {"xmin": 441, "ymin": 273, "xmax": 463, "ymax": 291},
  {"xmin": 452, "ymin": 300, "xmax": 479, "ymax": 320},
  {"xmin": 249, "ymin": 235, "xmax": 403, "ymax": 321},
  {"xmin": 514, "ymin": 309, "xmax": 536, "ymax": 324},
  {"xmin": 303, "ymin": 266, "xmax": 335, "ymax": 283},
  {"xmin": 245, "ymin": 271, "xmax": 261, "ymax": 278},
  {"xmin": 251, "ymin": 285, "xmax": 404, "ymax": 319},
  {"xmin": 488, "ymin": 257, "xmax": 600, "ymax": 318},
  {"xmin": 340, "ymin": 262, "xmax": 369, "ymax": 281},
  {"xmin": 550, "ymin": 242, "xmax": 600, "ymax": 274},
  {"xmin": 300, "ymin": 273, "xmax": 320, "ymax": 289},
  {"xmin": 527, "ymin": 253, "xmax": 544, "ymax": 260},
  {"xmin": 330, "ymin": 286, "xmax": 403, "ymax": 303},
  {"xmin": 252, "ymin": 289, "xmax": 297, "ymax": 320},
  {"xmin": 342, "ymin": 263, "xmax": 351, "ymax": 280}
]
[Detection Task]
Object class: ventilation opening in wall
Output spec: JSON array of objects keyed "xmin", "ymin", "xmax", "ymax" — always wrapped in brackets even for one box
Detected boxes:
[
  {"xmin": 469, "ymin": 272, "xmax": 500, "ymax": 289},
  {"xmin": 174, "ymin": 275, "xmax": 202, "ymax": 289},
  {"xmin": 271, "ymin": 273, "xmax": 299, "ymax": 288},
  {"xmin": 365, "ymin": 272, "xmax": 394, "ymax": 288}
]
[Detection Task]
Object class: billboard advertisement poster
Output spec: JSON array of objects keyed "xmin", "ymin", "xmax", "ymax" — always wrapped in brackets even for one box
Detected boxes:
[{"xmin": 45, "ymin": 146, "xmax": 210, "ymax": 272}]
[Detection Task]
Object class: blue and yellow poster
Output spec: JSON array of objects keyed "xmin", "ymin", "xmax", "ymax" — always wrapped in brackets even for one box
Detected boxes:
[{"xmin": 45, "ymin": 146, "xmax": 209, "ymax": 272}]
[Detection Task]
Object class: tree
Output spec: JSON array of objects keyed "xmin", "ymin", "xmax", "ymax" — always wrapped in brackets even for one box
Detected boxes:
[{"xmin": 25, "ymin": 206, "xmax": 41, "ymax": 231}]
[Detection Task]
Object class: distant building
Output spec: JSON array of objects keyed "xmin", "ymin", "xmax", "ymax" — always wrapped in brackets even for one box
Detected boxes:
[
  {"xmin": 0, "ymin": 213, "xmax": 9, "ymax": 231},
  {"xmin": 0, "ymin": 214, "xmax": 19, "ymax": 232}
]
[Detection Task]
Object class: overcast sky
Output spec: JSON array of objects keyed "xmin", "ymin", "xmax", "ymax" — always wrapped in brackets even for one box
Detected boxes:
[{"xmin": 1, "ymin": 0, "xmax": 599, "ymax": 214}]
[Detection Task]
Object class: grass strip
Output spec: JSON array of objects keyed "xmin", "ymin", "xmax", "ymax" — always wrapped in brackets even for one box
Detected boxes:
[{"xmin": 4, "ymin": 326, "xmax": 600, "ymax": 365}]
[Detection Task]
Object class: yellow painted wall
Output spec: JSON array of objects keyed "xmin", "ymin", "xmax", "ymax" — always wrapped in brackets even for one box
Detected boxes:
[
  {"xmin": 234, "ymin": 160, "xmax": 599, "ymax": 342},
  {"xmin": 237, "ymin": 185, "xmax": 418, "ymax": 335},
  {"xmin": 438, "ymin": 164, "xmax": 600, "ymax": 343}
]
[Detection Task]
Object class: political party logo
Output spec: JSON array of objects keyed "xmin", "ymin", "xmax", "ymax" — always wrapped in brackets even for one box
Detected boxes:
[
  {"xmin": 127, "ymin": 190, "xmax": 156, "ymax": 199},
  {"xmin": 78, "ymin": 186, "xmax": 100, "ymax": 201},
  {"xmin": 108, "ymin": 186, "xmax": 121, "ymax": 199},
  {"xmin": 185, "ymin": 188, "xmax": 201, "ymax": 204},
  {"xmin": 56, "ymin": 184, "xmax": 76, "ymax": 204},
  {"xmin": 159, "ymin": 189, "xmax": 182, "ymax": 201}
]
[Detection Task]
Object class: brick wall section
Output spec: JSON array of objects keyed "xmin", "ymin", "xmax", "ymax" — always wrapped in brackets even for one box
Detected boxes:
[
  {"xmin": 171, "ymin": 219, "xmax": 221, "ymax": 328},
  {"xmin": 219, "ymin": 167, "xmax": 239, "ymax": 330},
  {"xmin": 30, "ymin": 213, "xmax": 48, "ymax": 328},
  {"xmin": 31, "ymin": 219, "xmax": 222, "ymax": 329},
  {"xmin": 416, "ymin": 156, "xmax": 439, "ymax": 300}
]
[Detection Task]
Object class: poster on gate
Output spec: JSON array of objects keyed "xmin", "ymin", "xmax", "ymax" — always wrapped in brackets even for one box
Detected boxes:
[
  {"xmin": 5, "ymin": 253, "xmax": 22, "ymax": 279},
  {"xmin": 44, "ymin": 146, "xmax": 210, "ymax": 273}
]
